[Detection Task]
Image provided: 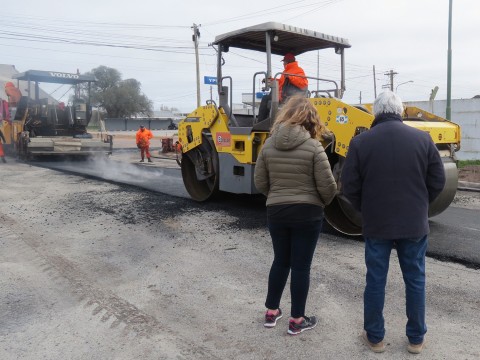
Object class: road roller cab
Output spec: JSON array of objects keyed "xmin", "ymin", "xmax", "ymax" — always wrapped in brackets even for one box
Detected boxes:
[{"xmin": 177, "ymin": 22, "xmax": 461, "ymax": 235}]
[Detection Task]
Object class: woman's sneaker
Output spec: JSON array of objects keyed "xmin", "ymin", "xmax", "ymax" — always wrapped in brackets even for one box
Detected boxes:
[
  {"xmin": 264, "ymin": 309, "xmax": 283, "ymax": 328},
  {"xmin": 287, "ymin": 316, "xmax": 317, "ymax": 335}
]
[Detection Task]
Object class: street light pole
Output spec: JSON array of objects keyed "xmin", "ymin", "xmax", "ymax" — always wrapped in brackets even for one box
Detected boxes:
[
  {"xmin": 395, "ymin": 80, "xmax": 414, "ymax": 92},
  {"xmin": 446, "ymin": 0, "xmax": 453, "ymax": 120},
  {"xmin": 192, "ymin": 23, "xmax": 201, "ymax": 108}
]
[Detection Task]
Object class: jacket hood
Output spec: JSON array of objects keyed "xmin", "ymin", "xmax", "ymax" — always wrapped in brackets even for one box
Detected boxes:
[{"xmin": 271, "ymin": 124, "xmax": 311, "ymax": 150}]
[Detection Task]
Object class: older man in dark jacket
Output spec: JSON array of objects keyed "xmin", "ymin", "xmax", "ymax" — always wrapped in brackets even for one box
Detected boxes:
[{"xmin": 341, "ymin": 91, "xmax": 445, "ymax": 354}]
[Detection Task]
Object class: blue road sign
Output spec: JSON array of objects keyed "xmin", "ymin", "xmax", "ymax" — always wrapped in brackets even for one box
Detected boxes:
[{"xmin": 204, "ymin": 76, "xmax": 217, "ymax": 85}]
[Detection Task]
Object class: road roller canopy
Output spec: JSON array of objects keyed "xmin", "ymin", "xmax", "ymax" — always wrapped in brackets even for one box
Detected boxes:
[
  {"xmin": 13, "ymin": 70, "xmax": 96, "ymax": 85},
  {"xmin": 213, "ymin": 22, "xmax": 351, "ymax": 55}
]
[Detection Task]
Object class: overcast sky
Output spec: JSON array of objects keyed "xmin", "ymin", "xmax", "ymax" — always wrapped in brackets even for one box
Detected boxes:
[{"xmin": 1, "ymin": 0, "xmax": 477, "ymax": 112}]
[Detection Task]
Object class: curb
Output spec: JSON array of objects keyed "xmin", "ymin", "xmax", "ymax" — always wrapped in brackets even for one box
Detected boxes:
[{"xmin": 458, "ymin": 181, "xmax": 480, "ymax": 192}]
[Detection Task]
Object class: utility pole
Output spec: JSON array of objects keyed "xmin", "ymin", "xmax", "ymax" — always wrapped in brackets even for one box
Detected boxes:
[
  {"xmin": 373, "ymin": 65, "xmax": 377, "ymax": 98},
  {"xmin": 192, "ymin": 23, "xmax": 201, "ymax": 107},
  {"xmin": 385, "ymin": 69, "xmax": 398, "ymax": 91},
  {"xmin": 446, "ymin": 0, "xmax": 453, "ymax": 120},
  {"xmin": 359, "ymin": 91, "xmax": 362, "ymax": 104}
]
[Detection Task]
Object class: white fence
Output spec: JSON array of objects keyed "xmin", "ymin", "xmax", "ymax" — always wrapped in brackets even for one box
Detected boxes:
[{"xmin": 405, "ymin": 98, "xmax": 480, "ymax": 160}]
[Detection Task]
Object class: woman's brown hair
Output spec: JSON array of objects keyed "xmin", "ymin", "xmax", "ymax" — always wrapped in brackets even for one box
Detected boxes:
[{"xmin": 270, "ymin": 95, "xmax": 326, "ymax": 139}]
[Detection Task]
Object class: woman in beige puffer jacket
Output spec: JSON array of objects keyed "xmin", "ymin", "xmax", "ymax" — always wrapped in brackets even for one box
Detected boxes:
[{"xmin": 254, "ymin": 95, "xmax": 336, "ymax": 335}]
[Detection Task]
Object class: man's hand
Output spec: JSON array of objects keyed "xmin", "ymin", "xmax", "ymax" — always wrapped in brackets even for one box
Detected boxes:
[{"xmin": 262, "ymin": 77, "xmax": 274, "ymax": 88}]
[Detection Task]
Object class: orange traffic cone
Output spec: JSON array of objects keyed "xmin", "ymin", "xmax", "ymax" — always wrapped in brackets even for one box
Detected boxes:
[{"xmin": 0, "ymin": 143, "xmax": 5, "ymax": 163}]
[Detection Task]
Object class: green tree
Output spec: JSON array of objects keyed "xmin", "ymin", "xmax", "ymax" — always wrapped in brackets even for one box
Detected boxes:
[{"xmin": 84, "ymin": 66, "xmax": 152, "ymax": 118}]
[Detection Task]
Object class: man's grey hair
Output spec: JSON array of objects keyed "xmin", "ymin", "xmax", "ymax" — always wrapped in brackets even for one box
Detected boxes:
[{"xmin": 373, "ymin": 91, "xmax": 404, "ymax": 117}]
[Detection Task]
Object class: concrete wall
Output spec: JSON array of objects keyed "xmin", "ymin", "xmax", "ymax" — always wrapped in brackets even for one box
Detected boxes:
[
  {"xmin": 105, "ymin": 118, "xmax": 180, "ymax": 131},
  {"xmin": 405, "ymin": 99, "xmax": 480, "ymax": 160}
]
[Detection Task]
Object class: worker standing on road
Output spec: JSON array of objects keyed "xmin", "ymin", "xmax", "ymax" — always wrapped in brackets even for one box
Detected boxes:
[
  {"xmin": 254, "ymin": 95, "xmax": 337, "ymax": 335},
  {"xmin": 135, "ymin": 125, "xmax": 153, "ymax": 163},
  {"xmin": 0, "ymin": 128, "xmax": 6, "ymax": 163},
  {"xmin": 257, "ymin": 53, "xmax": 308, "ymax": 122},
  {"xmin": 341, "ymin": 91, "xmax": 446, "ymax": 354}
]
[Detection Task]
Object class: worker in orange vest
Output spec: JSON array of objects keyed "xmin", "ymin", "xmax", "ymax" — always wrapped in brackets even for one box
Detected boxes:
[
  {"xmin": 4, "ymin": 82, "xmax": 22, "ymax": 106},
  {"xmin": 257, "ymin": 53, "xmax": 308, "ymax": 122},
  {"xmin": 135, "ymin": 125, "xmax": 153, "ymax": 163}
]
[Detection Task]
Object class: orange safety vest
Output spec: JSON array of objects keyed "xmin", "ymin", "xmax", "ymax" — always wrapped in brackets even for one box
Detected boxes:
[
  {"xmin": 136, "ymin": 128, "xmax": 153, "ymax": 147},
  {"xmin": 4, "ymin": 82, "xmax": 22, "ymax": 104},
  {"xmin": 278, "ymin": 61, "xmax": 308, "ymax": 101}
]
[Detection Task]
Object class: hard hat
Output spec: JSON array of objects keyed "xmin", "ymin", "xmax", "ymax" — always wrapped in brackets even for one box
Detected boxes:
[{"xmin": 281, "ymin": 53, "xmax": 295, "ymax": 62}]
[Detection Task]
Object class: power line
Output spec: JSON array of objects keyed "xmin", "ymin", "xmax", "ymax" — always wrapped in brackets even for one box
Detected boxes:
[
  {"xmin": 0, "ymin": 32, "xmax": 209, "ymax": 54},
  {"xmin": 1, "ymin": 10, "xmax": 471, "ymax": 103},
  {"xmin": 1, "ymin": 13, "xmax": 190, "ymax": 29},
  {"xmin": 202, "ymin": 0, "xmax": 311, "ymax": 26},
  {"xmin": 282, "ymin": 0, "xmax": 345, "ymax": 21},
  {"xmin": 0, "ymin": 20, "xmax": 194, "ymax": 45}
]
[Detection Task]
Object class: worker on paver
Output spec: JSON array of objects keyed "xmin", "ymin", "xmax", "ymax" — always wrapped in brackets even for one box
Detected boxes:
[
  {"xmin": 4, "ymin": 82, "xmax": 22, "ymax": 106},
  {"xmin": 135, "ymin": 125, "xmax": 153, "ymax": 163}
]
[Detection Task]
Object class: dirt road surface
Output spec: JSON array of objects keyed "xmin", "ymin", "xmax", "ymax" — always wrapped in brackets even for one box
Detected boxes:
[{"xmin": 1, "ymin": 160, "xmax": 479, "ymax": 360}]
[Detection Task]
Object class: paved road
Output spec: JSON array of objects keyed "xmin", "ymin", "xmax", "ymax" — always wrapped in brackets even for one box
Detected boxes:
[
  {"xmin": 429, "ymin": 208, "xmax": 480, "ymax": 268},
  {"xmin": 1, "ymin": 157, "xmax": 479, "ymax": 360},
  {"xmin": 29, "ymin": 152, "xmax": 480, "ymax": 268}
]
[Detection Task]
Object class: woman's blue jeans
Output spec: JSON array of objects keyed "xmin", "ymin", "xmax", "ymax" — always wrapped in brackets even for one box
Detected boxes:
[
  {"xmin": 265, "ymin": 220, "xmax": 323, "ymax": 318},
  {"xmin": 364, "ymin": 235, "xmax": 428, "ymax": 345}
]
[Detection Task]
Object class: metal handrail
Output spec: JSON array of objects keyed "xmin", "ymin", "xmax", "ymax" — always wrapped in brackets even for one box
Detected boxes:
[{"xmin": 252, "ymin": 71, "xmax": 268, "ymax": 122}]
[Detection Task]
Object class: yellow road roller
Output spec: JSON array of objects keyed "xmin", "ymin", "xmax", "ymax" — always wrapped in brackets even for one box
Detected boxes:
[{"xmin": 177, "ymin": 22, "xmax": 460, "ymax": 235}]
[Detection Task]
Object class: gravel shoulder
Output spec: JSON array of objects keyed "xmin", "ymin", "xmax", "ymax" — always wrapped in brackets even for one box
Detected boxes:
[{"xmin": 0, "ymin": 160, "xmax": 479, "ymax": 360}]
